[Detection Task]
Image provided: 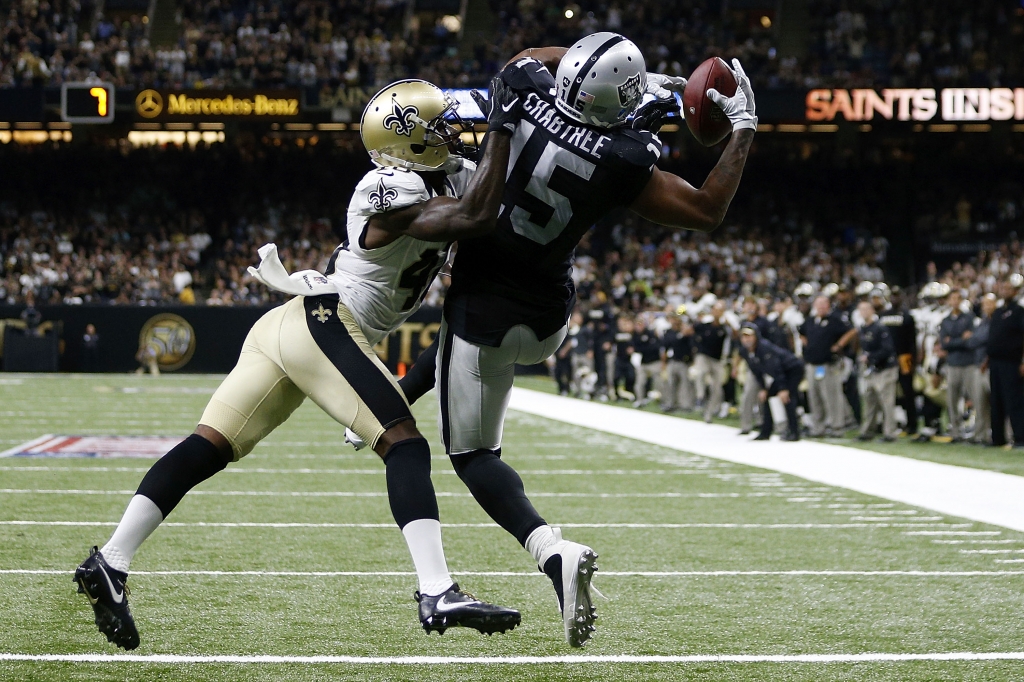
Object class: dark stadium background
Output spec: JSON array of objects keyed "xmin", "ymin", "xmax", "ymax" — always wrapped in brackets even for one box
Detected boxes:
[{"xmin": 0, "ymin": 0, "xmax": 1022, "ymax": 373}]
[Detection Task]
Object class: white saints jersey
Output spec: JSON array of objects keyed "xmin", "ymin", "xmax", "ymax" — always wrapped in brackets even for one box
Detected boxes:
[
  {"xmin": 911, "ymin": 304, "xmax": 948, "ymax": 371},
  {"xmin": 327, "ymin": 161, "xmax": 476, "ymax": 346}
]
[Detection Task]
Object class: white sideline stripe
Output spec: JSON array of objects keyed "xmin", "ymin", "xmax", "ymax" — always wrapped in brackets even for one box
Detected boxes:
[
  {"xmin": 3, "ymin": 652, "xmax": 1024, "ymax": 664},
  {"xmin": 933, "ymin": 540, "xmax": 1016, "ymax": 545},
  {"xmin": 0, "ymin": 520, "xmax": 974, "ymax": 530},
  {"xmin": 508, "ymin": 388, "xmax": 1024, "ymax": 533},
  {"xmin": 904, "ymin": 531, "xmax": 1001, "ymax": 536},
  {"xmin": 5, "ymin": 569, "xmax": 1024, "ymax": 577}
]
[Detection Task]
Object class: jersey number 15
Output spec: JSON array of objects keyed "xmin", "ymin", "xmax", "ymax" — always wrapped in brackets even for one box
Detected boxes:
[{"xmin": 505, "ymin": 121, "xmax": 596, "ymax": 246}]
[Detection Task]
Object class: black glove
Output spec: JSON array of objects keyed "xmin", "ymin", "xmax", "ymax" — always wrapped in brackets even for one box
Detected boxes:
[
  {"xmin": 471, "ymin": 74, "xmax": 521, "ymax": 134},
  {"xmin": 631, "ymin": 96, "xmax": 680, "ymax": 134}
]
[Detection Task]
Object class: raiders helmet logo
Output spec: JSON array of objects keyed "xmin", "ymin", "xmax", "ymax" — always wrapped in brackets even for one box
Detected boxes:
[
  {"xmin": 383, "ymin": 100, "xmax": 419, "ymax": 137},
  {"xmin": 368, "ymin": 178, "xmax": 399, "ymax": 212},
  {"xmin": 617, "ymin": 72, "xmax": 643, "ymax": 107}
]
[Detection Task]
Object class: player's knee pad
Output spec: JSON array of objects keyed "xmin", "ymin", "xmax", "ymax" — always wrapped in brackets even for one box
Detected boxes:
[
  {"xmin": 382, "ymin": 437, "xmax": 437, "ymax": 528},
  {"xmin": 136, "ymin": 433, "xmax": 232, "ymax": 518}
]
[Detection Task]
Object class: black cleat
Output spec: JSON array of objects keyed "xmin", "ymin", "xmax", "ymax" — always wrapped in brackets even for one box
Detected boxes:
[
  {"xmin": 74, "ymin": 547, "xmax": 139, "ymax": 650},
  {"xmin": 415, "ymin": 583, "xmax": 521, "ymax": 636}
]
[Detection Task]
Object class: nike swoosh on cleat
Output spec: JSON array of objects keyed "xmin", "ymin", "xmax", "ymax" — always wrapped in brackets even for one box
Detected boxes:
[
  {"xmin": 97, "ymin": 565, "xmax": 124, "ymax": 604},
  {"xmin": 501, "ymin": 99, "xmax": 519, "ymax": 112},
  {"xmin": 80, "ymin": 580, "xmax": 99, "ymax": 605},
  {"xmin": 435, "ymin": 595, "xmax": 481, "ymax": 613}
]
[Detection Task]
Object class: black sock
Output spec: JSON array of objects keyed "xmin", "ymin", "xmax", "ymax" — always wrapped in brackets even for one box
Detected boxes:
[
  {"xmin": 383, "ymin": 438, "xmax": 438, "ymax": 529},
  {"xmin": 451, "ymin": 450, "xmax": 546, "ymax": 545},
  {"xmin": 136, "ymin": 433, "xmax": 232, "ymax": 518},
  {"xmin": 398, "ymin": 337, "xmax": 438, "ymax": 405}
]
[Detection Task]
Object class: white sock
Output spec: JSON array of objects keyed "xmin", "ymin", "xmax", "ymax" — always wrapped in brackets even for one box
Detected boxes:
[
  {"xmin": 401, "ymin": 518, "xmax": 454, "ymax": 596},
  {"xmin": 100, "ymin": 495, "xmax": 164, "ymax": 573},
  {"xmin": 525, "ymin": 524, "xmax": 558, "ymax": 567}
]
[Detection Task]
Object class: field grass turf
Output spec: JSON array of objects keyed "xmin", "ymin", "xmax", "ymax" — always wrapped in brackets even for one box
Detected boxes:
[{"xmin": 1, "ymin": 372, "xmax": 1023, "ymax": 681}]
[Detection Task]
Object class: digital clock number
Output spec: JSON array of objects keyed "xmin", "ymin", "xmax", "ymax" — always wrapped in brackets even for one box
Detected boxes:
[{"xmin": 61, "ymin": 83, "xmax": 115, "ymax": 123}]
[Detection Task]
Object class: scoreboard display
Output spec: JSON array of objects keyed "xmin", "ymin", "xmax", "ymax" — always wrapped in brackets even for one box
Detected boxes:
[{"xmin": 61, "ymin": 82, "xmax": 115, "ymax": 123}]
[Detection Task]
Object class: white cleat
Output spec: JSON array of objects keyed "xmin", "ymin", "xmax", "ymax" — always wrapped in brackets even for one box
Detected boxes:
[
  {"xmin": 344, "ymin": 428, "xmax": 366, "ymax": 451},
  {"xmin": 539, "ymin": 528, "xmax": 600, "ymax": 647}
]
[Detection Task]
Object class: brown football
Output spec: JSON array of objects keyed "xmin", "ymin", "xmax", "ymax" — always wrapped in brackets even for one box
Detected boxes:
[{"xmin": 683, "ymin": 57, "xmax": 738, "ymax": 147}]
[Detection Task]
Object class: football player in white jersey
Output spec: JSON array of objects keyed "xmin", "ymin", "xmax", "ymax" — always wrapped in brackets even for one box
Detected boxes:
[{"xmin": 73, "ymin": 77, "xmax": 523, "ymax": 649}]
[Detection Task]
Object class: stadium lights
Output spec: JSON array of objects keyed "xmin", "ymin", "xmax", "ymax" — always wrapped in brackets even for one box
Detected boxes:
[
  {"xmin": 441, "ymin": 15, "xmax": 461, "ymax": 32},
  {"xmin": 564, "ymin": 4, "xmax": 579, "ymax": 19},
  {"xmin": 564, "ymin": 8, "xmax": 574, "ymax": 18}
]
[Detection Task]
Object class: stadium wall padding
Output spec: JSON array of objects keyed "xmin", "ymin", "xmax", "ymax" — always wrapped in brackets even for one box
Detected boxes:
[{"xmin": 0, "ymin": 304, "xmax": 442, "ymax": 374}]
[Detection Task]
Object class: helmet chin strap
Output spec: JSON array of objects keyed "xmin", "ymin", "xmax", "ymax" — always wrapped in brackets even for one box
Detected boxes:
[{"xmin": 375, "ymin": 152, "xmax": 463, "ymax": 174}]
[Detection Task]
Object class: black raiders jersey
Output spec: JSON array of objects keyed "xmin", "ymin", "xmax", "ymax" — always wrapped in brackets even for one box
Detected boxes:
[{"xmin": 445, "ymin": 57, "xmax": 662, "ymax": 346}]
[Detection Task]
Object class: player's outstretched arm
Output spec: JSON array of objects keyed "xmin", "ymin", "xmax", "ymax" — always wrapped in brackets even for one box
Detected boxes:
[
  {"xmin": 630, "ymin": 59, "xmax": 757, "ymax": 233},
  {"xmin": 365, "ymin": 77, "xmax": 519, "ymax": 244}
]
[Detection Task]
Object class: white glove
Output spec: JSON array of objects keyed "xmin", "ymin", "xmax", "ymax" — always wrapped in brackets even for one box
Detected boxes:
[
  {"xmin": 646, "ymin": 72, "xmax": 687, "ymax": 100},
  {"xmin": 706, "ymin": 58, "xmax": 757, "ymax": 131}
]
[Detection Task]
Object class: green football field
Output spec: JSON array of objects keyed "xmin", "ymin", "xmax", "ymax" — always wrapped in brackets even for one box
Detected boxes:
[{"xmin": 2, "ymin": 373, "xmax": 1024, "ymax": 681}]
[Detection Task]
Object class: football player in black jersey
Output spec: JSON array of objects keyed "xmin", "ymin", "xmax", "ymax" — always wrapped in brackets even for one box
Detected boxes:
[{"xmin": 396, "ymin": 32, "xmax": 756, "ymax": 647}]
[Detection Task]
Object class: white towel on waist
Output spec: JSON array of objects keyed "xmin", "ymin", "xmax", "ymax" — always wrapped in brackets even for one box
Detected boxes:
[{"xmin": 247, "ymin": 243, "xmax": 337, "ymax": 297}]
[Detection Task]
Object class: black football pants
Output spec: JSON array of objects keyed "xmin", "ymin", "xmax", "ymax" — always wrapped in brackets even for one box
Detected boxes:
[{"xmin": 989, "ymin": 359, "xmax": 1024, "ymax": 446}]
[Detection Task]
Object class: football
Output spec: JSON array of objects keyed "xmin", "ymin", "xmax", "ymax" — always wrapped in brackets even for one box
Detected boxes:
[{"xmin": 683, "ymin": 57, "xmax": 738, "ymax": 146}]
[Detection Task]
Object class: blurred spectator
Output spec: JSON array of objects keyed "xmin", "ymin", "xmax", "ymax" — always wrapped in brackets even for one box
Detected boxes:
[
  {"xmin": 689, "ymin": 300, "xmax": 729, "ymax": 424},
  {"xmin": 631, "ymin": 315, "xmax": 661, "ymax": 407},
  {"xmin": 800, "ymin": 295, "xmax": 849, "ymax": 436},
  {"xmin": 82, "ymin": 322, "xmax": 99, "ymax": 371},
  {"xmin": 737, "ymin": 297, "xmax": 770, "ymax": 435},
  {"xmin": 660, "ymin": 313, "xmax": 695, "ymax": 413},
  {"xmin": 970, "ymin": 293, "xmax": 997, "ymax": 445},
  {"xmin": 938, "ymin": 289, "xmax": 977, "ymax": 442},
  {"xmin": 738, "ymin": 322, "xmax": 803, "ymax": 441},
  {"xmin": 856, "ymin": 299, "xmax": 898, "ymax": 441},
  {"xmin": 985, "ymin": 276, "xmax": 1024, "ymax": 448}
]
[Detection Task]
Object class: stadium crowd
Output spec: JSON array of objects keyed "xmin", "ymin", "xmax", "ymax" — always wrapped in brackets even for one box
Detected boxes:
[{"xmin": 3, "ymin": 0, "xmax": 1022, "ymax": 90}]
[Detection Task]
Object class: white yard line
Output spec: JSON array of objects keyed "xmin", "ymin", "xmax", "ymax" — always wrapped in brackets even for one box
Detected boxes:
[
  {"xmin": 4, "ymin": 569, "xmax": 1023, "ymax": 577},
  {"xmin": 509, "ymin": 389, "xmax": 1024, "ymax": 533},
  {"xmin": 0, "ymin": 520, "xmax": 973, "ymax": 529},
  {"xmin": 2, "ymin": 652, "xmax": 1023, "ymax": 664}
]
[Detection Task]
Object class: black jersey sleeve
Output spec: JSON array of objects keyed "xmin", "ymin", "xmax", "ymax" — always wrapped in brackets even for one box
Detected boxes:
[
  {"xmin": 605, "ymin": 128, "xmax": 661, "ymax": 206},
  {"xmin": 500, "ymin": 57, "xmax": 556, "ymax": 97}
]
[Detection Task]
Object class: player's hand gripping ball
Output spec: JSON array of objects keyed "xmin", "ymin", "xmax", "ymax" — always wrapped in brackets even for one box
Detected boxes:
[{"xmin": 683, "ymin": 57, "xmax": 757, "ymax": 146}]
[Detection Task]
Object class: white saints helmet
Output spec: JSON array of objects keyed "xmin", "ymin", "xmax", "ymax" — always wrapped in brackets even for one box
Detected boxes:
[
  {"xmin": 794, "ymin": 282, "xmax": 817, "ymax": 299},
  {"xmin": 360, "ymin": 79, "xmax": 469, "ymax": 172},
  {"xmin": 919, "ymin": 281, "xmax": 951, "ymax": 301},
  {"xmin": 854, "ymin": 280, "xmax": 875, "ymax": 298},
  {"xmin": 554, "ymin": 32, "xmax": 646, "ymax": 129}
]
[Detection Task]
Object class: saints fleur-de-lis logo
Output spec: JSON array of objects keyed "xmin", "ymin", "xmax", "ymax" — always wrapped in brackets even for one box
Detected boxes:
[
  {"xmin": 368, "ymin": 178, "xmax": 399, "ymax": 212},
  {"xmin": 383, "ymin": 100, "xmax": 419, "ymax": 137},
  {"xmin": 311, "ymin": 302, "xmax": 332, "ymax": 323}
]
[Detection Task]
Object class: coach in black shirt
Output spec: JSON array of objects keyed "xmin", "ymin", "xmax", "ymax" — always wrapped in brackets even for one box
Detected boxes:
[
  {"xmin": 739, "ymin": 323, "xmax": 803, "ymax": 441},
  {"xmin": 799, "ymin": 295, "xmax": 851, "ymax": 436},
  {"xmin": 985, "ymin": 276, "xmax": 1024, "ymax": 447},
  {"xmin": 876, "ymin": 288, "xmax": 918, "ymax": 435},
  {"xmin": 689, "ymin": 301, "xmax": 730, "ymax": 423}
]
